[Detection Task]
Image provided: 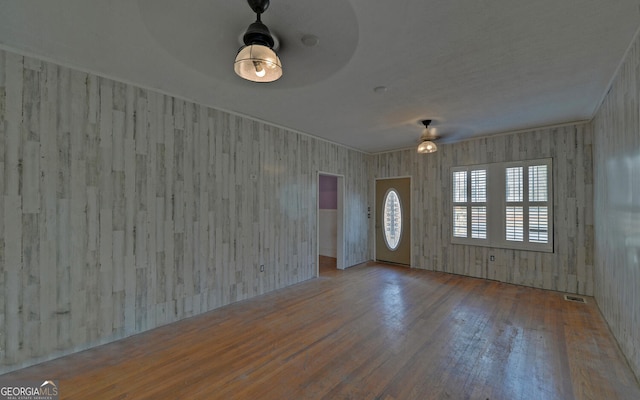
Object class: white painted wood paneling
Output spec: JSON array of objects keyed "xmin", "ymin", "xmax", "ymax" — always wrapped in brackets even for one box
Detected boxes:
[
  {"xmin": 592, "ymin": 29, "xmax": 640, "ymax": 381},
  {"xmin": 373, "ymin": 124, "xmax": 594, "ymax": 295},
  {"xmin": 0, "ymin": 49, "xmax": 371, "ymax": 372}
]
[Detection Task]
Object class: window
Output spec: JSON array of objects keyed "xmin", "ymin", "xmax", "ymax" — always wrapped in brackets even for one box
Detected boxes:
[
  {"xmin": 505, "ymin": 167, "xmax": 524, "ymax": 242},
  {"xmin": 452, "ymin": 171, "xmax": 468, "ymax": 238},
  {"xmin": 383, "ymin": 189, "xmax": 402, "ymax": 250},
  {"xmin": 470, "ymin": 169, "xmax": 487, "ymax": 239},
  {"xmin": 453, "ymin": 169, "xmax": 487, "ymax": 241},
  {"xmin": 451, "ymin": 159, "xmax": 552, "ymax": 252}
]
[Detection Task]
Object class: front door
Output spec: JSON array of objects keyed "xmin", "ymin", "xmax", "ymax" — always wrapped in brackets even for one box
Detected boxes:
[{"xmin": 375, "ymin": 177, "xmax": 411, "ymax": 265}]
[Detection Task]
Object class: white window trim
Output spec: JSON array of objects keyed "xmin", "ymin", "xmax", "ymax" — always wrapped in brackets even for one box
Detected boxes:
[{"xmin": 451, "ymin": 158, "xmax": 553, "ymax": 253}]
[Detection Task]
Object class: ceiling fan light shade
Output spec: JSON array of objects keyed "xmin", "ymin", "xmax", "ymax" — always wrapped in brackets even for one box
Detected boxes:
[
  {"xmin": 417, "ymin": 140, "xmax": 438, "ymax": 153},
  {"xmin": 234, "ymin": 44, "xmax": 282, "ymax": 82}
]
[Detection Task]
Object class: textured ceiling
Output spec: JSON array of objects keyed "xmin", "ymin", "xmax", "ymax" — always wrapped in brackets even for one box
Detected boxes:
[{"xmin": 0, "ymin": 0, "xmax": 639, "ymax": 152}]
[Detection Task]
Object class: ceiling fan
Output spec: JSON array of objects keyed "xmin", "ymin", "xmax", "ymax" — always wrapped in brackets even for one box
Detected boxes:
[
  {"xmin": 234, "ymin": 0, "xmax": 282, "ymax": 82},
  {"xmin": 417, "ymin": 119, "xmax": 440, "ymax": 154}
]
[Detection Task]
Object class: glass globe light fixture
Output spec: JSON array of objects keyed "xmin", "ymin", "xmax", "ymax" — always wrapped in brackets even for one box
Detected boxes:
[
  {"xmin": 234, "ymin": 43, "xmax": 282, "ymax": 82},
  {"xmin": 417, "ymin": 140, "xmax": 438, "ymax": 153}
]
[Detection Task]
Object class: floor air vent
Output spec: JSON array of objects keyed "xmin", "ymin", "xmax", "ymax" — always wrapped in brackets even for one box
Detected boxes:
[{"xmin": 564, "ymin": 294, "xmax": 587, "ymax": 304}]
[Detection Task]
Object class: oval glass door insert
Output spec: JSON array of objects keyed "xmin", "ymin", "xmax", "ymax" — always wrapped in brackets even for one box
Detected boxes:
[{"xmin": 383, "ymin": 189, "xmax": 402, "ymax": 250}]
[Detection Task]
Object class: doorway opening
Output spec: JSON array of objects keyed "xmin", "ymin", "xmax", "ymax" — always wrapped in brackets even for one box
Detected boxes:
[{"xmin": 317, "ymin": 172, "xmax": 345, "ymax": 276}]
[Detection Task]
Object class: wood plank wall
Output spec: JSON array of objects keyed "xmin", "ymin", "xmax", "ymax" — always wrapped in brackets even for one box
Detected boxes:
[
  {"xmin": 592, "ymin": 29, "xmax": 640, "ymax": 380},
  {"xmin": 0, "ymin": 49, "xmax": 371, "ymax": 373},
  {"xmin": 373, "ymin": 124, "xmax": 594, "ymax": 295}
]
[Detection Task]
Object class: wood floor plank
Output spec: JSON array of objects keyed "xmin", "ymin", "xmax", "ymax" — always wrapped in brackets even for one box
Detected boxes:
[{"xmin": 1, "ymin": 263, "xmax": 638, "ymax": 399}]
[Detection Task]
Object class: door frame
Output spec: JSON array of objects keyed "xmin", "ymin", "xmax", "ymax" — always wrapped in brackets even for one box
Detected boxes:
[
  {"xmin": 374, "ymin": 176, "xmax": 412, "ymax": 266},
  {"xmin": 317, "ymin": 172, "xmax": 346, "ymax": 276}
]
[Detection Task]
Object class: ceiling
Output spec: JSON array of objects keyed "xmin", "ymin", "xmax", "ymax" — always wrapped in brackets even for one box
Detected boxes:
[{"xmin": 0, "ymin": 0, "xmax": 639, "ymax": 153}]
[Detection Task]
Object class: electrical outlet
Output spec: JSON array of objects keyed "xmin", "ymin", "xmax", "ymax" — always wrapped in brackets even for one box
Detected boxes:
[
  {"xmin": 490, "ymin": 255, "xmax": 495, "ymax": 262},
  {"xmin": 260, "ymin": 264, "xmax": 265, "ymax": 272}
]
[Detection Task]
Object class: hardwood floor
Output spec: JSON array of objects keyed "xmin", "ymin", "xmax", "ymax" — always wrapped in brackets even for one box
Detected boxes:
[
  {"xmin": 2, "ymin": 263, "xmax": 639, "ymax": 399},
  {"xmin": 319, "ymin": 255, "xmax": 337, "ymax": 275}
]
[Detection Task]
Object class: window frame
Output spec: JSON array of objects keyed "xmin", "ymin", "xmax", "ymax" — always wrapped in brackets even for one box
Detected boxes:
[{"xmin": 451, "ymin": 158, "xmax": 553, "ymax": 253}]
